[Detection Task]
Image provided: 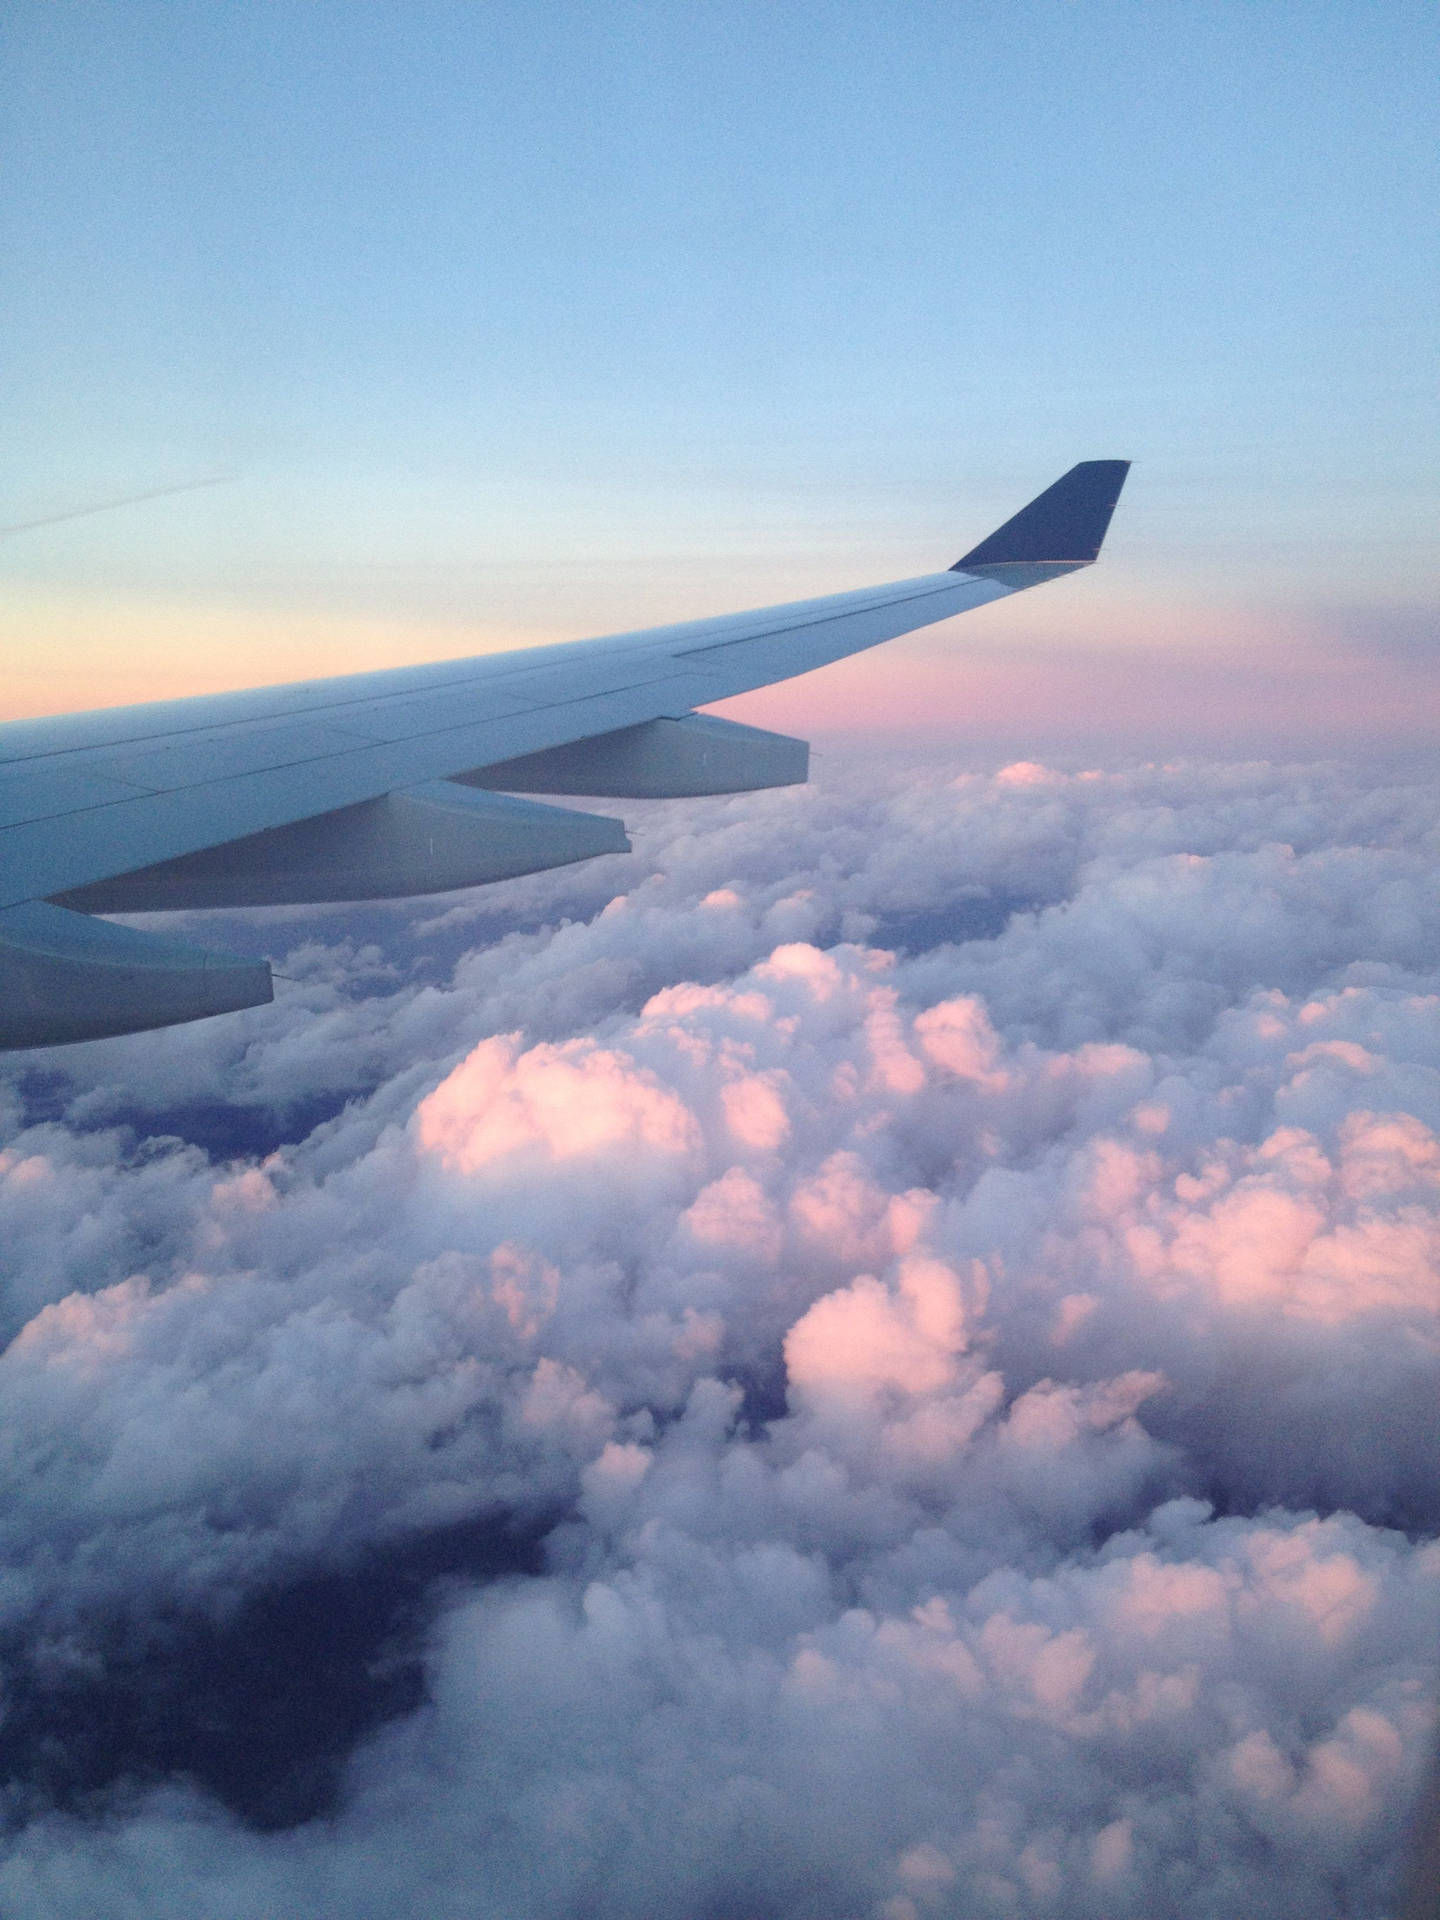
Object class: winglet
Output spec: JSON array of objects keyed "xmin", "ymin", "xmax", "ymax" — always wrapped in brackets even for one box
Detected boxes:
[{"xmin": 952, "ymin": 460, "xmax": 1130, "ymax": 572}]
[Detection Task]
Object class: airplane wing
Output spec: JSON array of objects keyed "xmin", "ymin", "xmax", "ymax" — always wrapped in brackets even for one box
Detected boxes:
[{"xmin": 0, "ymin": 460, "xmax": 1129, "ymax": 1047}]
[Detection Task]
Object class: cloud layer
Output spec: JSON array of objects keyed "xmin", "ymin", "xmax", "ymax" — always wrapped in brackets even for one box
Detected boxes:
[{"xmin": 1, "ymin": 750, "xmax": 1438, "ymax": 1917}]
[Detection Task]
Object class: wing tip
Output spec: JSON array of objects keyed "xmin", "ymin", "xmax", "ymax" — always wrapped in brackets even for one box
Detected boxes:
[{"xmin": 952, "ymin": 459, "xmax": 1131, "ymax": 571}]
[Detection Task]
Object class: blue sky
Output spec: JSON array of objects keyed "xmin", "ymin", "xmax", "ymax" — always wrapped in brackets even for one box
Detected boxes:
[{"xmin": 2, "ymin": 1, "xmax": 1436, "ymax": 725}]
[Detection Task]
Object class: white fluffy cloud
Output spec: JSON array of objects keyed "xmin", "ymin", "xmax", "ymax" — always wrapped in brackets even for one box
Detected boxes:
[{"xmin": 1, "ymin": 751, "xmax": 1438, "ymax": 1917}]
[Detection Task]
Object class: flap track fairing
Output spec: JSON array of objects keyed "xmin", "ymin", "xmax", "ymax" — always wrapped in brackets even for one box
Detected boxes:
[{"xmin": 455, "ymin": 713, "xmax": 808, "ymax": 799}]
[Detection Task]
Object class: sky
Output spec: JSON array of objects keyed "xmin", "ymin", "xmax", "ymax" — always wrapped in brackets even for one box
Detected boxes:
[
  {"xmin": 4, "ymin": 6, "xmax": 1440, "ymax": 1917},
  {"xmin": 2, "ymin": 0, "xmax": 1437, "ymax": 741}
]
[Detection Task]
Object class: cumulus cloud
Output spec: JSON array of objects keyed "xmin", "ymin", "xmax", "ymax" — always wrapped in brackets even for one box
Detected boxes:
[{"xmin": 1, "ymin": 749, "xmax": 1439, "ymax": 1916}]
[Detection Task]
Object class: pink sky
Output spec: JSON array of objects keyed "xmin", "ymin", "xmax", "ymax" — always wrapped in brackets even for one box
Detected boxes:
[{"xmin": 725, "ymin": 608, "xmax": 1440, "ymax": 756}]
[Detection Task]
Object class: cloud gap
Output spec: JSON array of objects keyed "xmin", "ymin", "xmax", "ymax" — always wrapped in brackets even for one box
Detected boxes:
[{"xmin": 0, "ymin": 1510, "xmax": 551, "ymax": 1833}]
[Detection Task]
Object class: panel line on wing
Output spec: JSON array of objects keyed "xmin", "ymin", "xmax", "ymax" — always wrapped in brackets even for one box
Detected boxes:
[{"xmin": 671, "ymin": 579, "xmax": 968, "ymax": 658}]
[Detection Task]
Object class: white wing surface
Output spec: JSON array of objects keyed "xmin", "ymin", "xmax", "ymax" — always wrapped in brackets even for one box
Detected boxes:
[{"xmin": 0, "ymin": 461, "xmax": 1129, "ymax": 1046}]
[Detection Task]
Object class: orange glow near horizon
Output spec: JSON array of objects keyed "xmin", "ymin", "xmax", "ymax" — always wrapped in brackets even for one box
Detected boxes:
[{"xmin": 0, "ymin": 592, "xmax": 534, "ymax": 721}]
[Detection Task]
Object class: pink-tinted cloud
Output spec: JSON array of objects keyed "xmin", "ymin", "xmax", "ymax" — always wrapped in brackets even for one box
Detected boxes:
[{"xmin": 0, "ymin": 751, "xmax": 1438, "ymax": 1915}]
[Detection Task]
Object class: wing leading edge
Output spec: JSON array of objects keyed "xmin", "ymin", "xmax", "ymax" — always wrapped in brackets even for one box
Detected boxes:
[{"xmin": 0, "ymin": 460, "xmax": 1129, "ymax": 1046}]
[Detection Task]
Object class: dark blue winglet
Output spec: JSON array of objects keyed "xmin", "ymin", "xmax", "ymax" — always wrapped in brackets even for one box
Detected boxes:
[{"xmin": 953, "ymin": 460, "xmax": 1130, "ymax": 570}]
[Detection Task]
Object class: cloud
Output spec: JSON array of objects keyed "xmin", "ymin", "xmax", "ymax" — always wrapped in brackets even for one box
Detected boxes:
[{"xmin": 1, "ymin": 750, "xmax": 1439, "ymax": 1915}]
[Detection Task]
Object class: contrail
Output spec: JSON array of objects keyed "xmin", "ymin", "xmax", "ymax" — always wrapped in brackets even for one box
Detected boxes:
[{"xmin": 0, "ymin": 474, "xmax": 233, "ymax": 537}]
